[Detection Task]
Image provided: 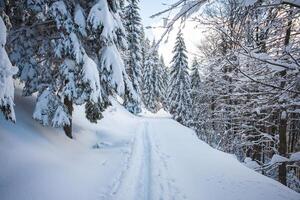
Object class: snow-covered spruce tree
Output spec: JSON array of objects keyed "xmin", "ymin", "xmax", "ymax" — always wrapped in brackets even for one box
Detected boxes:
[
  {"xmin": 0, "ymin": 15, "xmax": 18, "ymax": 122},
  {"xmin": 189, "ymin": 58, "xmax": 204, "ymax": 135},
  {"xmin": 155, "ymin": 54, "xmax": 165, "ymax": 108},
  {"xmin": 142, "ymin": 42, "xmax": 163, "ymax": 113},
  {"xmin": 190, "ymin": 58, "xmax": 202, "ymax": 100},
  {"xmin": 6, "ymin": 0, "xmax": 134, "ymax": 139},
  {"xmin": 140, "ymin": 27, "xmax": 150, "ymax": 71},
  {"xmin": 159, "ymin": 55, "xmax": 169, "ymax": 109},
  {"xmin": 34, "ymin": 1, "xmax": 102, "ymax": 139},
  {"xmin": 167, "ymin": 31, "xmax": 192, "ymax": 125},
  {"xmin": 85, "ymin": 0, "xmax": 136, "ymax": 122},
  {"xmin": 123, "ymin": 0, "xmax": 142, "ymax": 114}
]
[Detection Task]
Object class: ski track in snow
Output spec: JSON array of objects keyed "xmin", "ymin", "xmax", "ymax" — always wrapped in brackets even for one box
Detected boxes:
[
  {"xmin": 148, "ymin": 121, "xmax": 186, "ymax": 200},
  {"xmin": 99, "ymin": 120, "xmax": 185, "ymax": 200}
]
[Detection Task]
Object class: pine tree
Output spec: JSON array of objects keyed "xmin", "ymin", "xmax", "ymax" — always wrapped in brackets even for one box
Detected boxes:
[
  {"xmin": 6, "ymin": 0, "xmax": 134, "ymax": 138},
  {"xmin": 123, "ymin": 0, "xmax": 142, "ymax": 114},
  {"xmin": 31, "ymin": 1, "xmax": 103, "ymax": 139},
  {"xmin": 142, "ymin": 42, "xmax": 162, "ymax": 113},
  {"xmin": 167, "ymin": 31, "xmax": 192, "ymax": 125},
  {"xmin": 159, "ymin": 55, "xmax": 169, "ymax": 109},
  {"xmin": 189, "ymin": 58, "xmax": 205, "ymax": 137},
  {"xmin": 190, "ymin": 58, "xmax": 202, "ymax": 99},
  {"xmin": 140, "ymin": 27, "xmax": 150, "ymax": 71},
  {"xmin": 153, "ymin": 48, "xmax": 164, "ymax": 110},
  {"xmin": 85, "ymin": 0, "xmax": 133, "ymax": 121},
  {"xmin": 0, "ymin": 16, "xmax": 18, "ymax": 122}
]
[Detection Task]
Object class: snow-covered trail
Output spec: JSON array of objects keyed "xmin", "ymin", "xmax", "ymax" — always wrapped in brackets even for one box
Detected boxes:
[
  {"xmin": 99, "ymin": 117, "xmax": 299, "ymax": 200},
  {"xmin": 1, "ymin": 92, "xmax": 299, "ymax": 200},
  {"xmin": 100, "ymin": 120, "xmax": 183, "ymax": 200}
]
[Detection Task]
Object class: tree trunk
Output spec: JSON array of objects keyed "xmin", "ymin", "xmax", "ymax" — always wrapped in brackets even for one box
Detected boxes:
[
  {"xmin": 211, "ymin": 96, "xmax": 215, "ymax": 130},
  {"xmin": 63, "ymin": 97, "xmax": 73, "ymax": 139},
  {"xmin": 278, "ymin": 110, "xmax": 287, "ymax": 185},
  {"xmin": 277, "ymin": 7, "xmax": 293, "ymax": 186}
]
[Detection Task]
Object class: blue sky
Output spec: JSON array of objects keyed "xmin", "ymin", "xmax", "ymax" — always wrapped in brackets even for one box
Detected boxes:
[
  {"xmin": 139, "ymin": 0, "xmax": 175, "ymax": 38},
  {"xmin": 139, "ymin": 0, "xmax": 167, "ymax": 27}
]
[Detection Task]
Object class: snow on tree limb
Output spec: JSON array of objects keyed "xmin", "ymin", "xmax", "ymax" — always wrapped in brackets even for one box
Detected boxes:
[
  {"xmin": 87, "ymin": 0, "xmax": 119, "ymax": 41},
  {"xmin": 100, "ymin": 45, "xmax": 126, "ymax": 95},
  {"xmin": 0, "ymin": 16, "xmax": 18, "ymax": 122}
]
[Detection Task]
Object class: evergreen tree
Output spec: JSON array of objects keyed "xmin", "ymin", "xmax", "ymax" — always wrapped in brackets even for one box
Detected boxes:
[
  {"xmin": 0, "ymin": 16, "xmax": 18, "ymax": 122},
  {"xmin": 190, "ymin": 58, "xmax": 202, "ymax": 99},
  {"xmin": 123, "ymin": 0, "xmax": 142, "ymax": 114},
  {"xmin": 85, "ymin": 0, "xmax": 134, "ymax": 122},
  {"xmin": 140, "ymin": 27, "xmax": 150, "ymax": 71},
  {"xmin": 6, "ymin": 0, "xmax": 135, "ymax": 138},
  {"xmin": 189, "ymin": 58, "xmax": 205, "ymax": 137},
  {"xmin": 142, "ymin": 42, "xmax": 162, "ymax": 113},
  {"xmin": 159, "ymin": 55, "xmax": 169, "ymax": 109},
  {"xmin": 167, "ymin": 31, "xmax": 192, "ymax": 125}
]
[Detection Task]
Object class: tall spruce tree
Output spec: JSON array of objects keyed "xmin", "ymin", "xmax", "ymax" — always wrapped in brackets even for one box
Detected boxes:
[
  {"xmin": 189, "ymin": 58, "xmax": 205, "ymax": 137},
  {"xmin": 140, "ymin": 28, "xmax": 150, "ymax": 72},
  {"xmin": 123, "ymin": 0, "xmax": 142, "ymax": 114},
  {"xmin": 190, "ymin": 58, "xmax": 203, "ymax": 105},
  {"xmin": 159, "ymin": 55, "xmax": 169, "ymax": 109},
  {"xmin": 167, "ymin": 31, "xmax": 192, "ymax": 125},
  {"xmin": 85, "ymin": 0, "xmax": 135, "ymax": 123},
  {"xmin": 142, "ymin": 42, "xmax": 162, "ymax": 113}
]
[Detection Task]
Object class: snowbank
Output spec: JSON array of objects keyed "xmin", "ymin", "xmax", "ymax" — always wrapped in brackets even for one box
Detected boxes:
[{"xmin": 0, "ymin": 89, "xmax": 138, "ymax": 200}]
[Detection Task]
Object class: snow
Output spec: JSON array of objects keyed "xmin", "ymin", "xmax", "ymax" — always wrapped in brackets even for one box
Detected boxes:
[
  {"xmin": 82, "ymin": 54, "xmax": 101, "ymax": 102},
  {"xmin": 270, "ymin": 154, "xmax": 290, "ymax": 165},
  {"xmin": 0, "ymin": 17, "xmax": 18, "ymax": 121},
  {"xmin": 243, "ymin": 0, "xmax": 256, "ymax": 6},
  {"xmin": 244, "ymin": 157, "xmax": 261, "ymax": 170},
  {"xmin": 50, "ymin": 1, "xmax": 69, "ymax": 30},
  {"xmin": 74, "ymin": 4, "xmax": 87, "ymax": 36},
  {"xmin": 69, "ymin": 32, "xmax": 84, "ymax": 64},
  {"xmin": 283, "ymin": 0, "xmax": 300, "ymax": 7},
  {"xmin": 281, "ymin": 110, "xmax": 287, "ymax": 120},
  {"xmin": 100, "ymin": 45, "xmax": 125, "ymax": 95},
  {"xmin": 87, "ymin": 0, "xmax": 117, "ymax": 40},
  {"xmin": 0, "ymin": 16, "xmax": 7, "ymax": 46},
  {"xmin": 0, "ymin": 89, "xmax": 299, "ymax": 200},
  {"xmin": 290, "ymin": 152, "xmax": 300, "ymax": 162},
  {"xmin": 33, "ymin": 89, "xmax": 53, "ymax": 126},
  {"xmin": 52, "ymin": 105, "xmax": 70, "ymax": 127},
  {"xmin": 140, "ymin": 108, "xmax": 172, "ymax": 118}
]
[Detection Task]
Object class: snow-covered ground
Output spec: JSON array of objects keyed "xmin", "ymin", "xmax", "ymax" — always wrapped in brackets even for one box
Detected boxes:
[{"xmin": 0, "ymin": 90, "xmax": 299, "ymax": 200}]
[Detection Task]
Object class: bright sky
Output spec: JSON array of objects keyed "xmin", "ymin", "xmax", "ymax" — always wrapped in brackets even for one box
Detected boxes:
[
  {"xmin": 139, "ymin": 0, "xmax": 204, "ymax": 66},
  {"xmin": 139, "ymin": 0, "xmax": 172, "ymax": 31}
]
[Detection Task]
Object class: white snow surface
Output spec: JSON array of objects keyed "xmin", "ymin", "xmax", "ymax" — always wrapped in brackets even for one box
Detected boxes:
[
  {"xmin": 270, "ymin": 154, "xmax": 290, "ymax": 165},
  {"xmin": 0, "ymin": 89, "xmax": 299, "ymax": 200},
  {"xmin": 290, "ymin": 152, "xmax": 300, "ymax": 162},
  {"xmin": 243, "ymin": 157, "xmax": 261, "ymax": 170}
]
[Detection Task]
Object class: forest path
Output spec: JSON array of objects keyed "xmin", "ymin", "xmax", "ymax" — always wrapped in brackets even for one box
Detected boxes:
[
  {"xmin": 99, "ymin": 115, "xmax": 299, "ymax": 200},
  {"xmin": 101, "ymin": 118, "xmax": 185, "ymax": 200}
]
